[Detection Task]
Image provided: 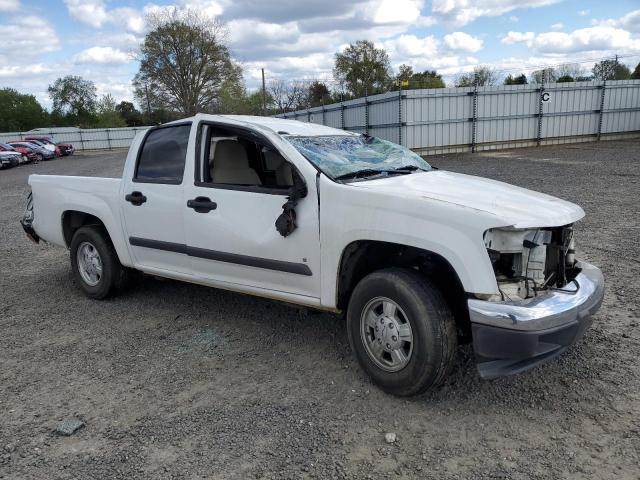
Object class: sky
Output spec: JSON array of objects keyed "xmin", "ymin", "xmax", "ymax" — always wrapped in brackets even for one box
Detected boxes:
[{"xmin": 1, "ymin": 0, "xmax": 639, "ymax": 109}]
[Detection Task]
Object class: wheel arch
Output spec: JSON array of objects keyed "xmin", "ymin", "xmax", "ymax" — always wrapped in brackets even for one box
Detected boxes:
[
  {"xmin": 61, "ymin": 210, "xmax": 132, "ymax": 267},
  {"xmin": 336, "ymin": 240, "xmax": 472, "ymax": 342}
]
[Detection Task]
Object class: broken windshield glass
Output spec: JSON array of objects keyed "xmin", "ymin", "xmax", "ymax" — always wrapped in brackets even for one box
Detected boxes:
[{"xmin": 285, "ymin": 135, "xmax": 432, "ymax": 181}]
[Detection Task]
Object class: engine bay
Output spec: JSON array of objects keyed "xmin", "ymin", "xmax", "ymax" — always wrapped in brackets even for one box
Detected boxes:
[{"xmin": 484, "ymin": 225, "xmax": 580, "ymax": 301}]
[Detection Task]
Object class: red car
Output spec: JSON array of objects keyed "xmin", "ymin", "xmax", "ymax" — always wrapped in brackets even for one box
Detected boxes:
[
  {"xmin": 24, "ymin": 136, "xmax": 74, "ymax": 156},
  {"xmin": 0, "ymin": 142, "xmax": 37, "ymax": 162}
]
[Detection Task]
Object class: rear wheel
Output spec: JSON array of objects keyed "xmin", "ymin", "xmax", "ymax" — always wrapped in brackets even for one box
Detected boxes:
[
  {"xmin": 347, "ymin": 268, "xmax": 457, "ymax": 396},
  {"xmin": 70, "ymin": 226, "xmax": 126, "ymax": 299}
]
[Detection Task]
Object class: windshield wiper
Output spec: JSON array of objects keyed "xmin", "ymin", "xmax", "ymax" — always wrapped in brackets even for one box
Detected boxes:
[
  {"xmin": 393, "ymin": 165, "xmax": 426, "ymax": 172},
  {"xmin": 334, "ymin": 169, "xmax": 390, "ymax": 181}
]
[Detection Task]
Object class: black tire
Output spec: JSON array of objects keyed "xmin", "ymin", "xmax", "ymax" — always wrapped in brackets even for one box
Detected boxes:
[
  {"xmin": 70, "ymin": 226, "xmax": 127, "ymax": 299},
  {"xmin": 347, "ymin": 268, "xmax": 457, "ymax": 396}
]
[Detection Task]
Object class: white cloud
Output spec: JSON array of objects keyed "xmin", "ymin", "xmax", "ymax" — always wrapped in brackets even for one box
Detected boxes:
[
  {"xmin": 443, "ymin": 31, "xmax": 483, "ymax": 52},
  {"xmin": 578, "ymin": 9, "xmax": 590, "ymax": 17},
  {"xmin": 0, "ymin": 63, "xmax": 52, "ymax": 79},
  {"xmin": 64, "ymin": 0, "xmax": 109, "ymax": 28},
  {"xmin": 505, "ymin": 26, "xmax": 640, "ymax": 53},
  {"xmin": 431, "ymin": 0, "xmax": 561, "ymax": 26},
  {"xmin": 534, "ymin": 26, "xmax": 639, "ymax": 53},
  {"xmin": 0, "ymin": 0, "xmax": 19, "ymax": 11},
  {"xmin": 509, "ymin": 15, "xmax": 519, "ymax": 23},
  {"xmin": 74, "ymin": 47, "xmax": 132, "ymax": 65},
  {"xmin": 371, "ymin": 0, "xmax": 422, "ymax": 24},
  {"xmin": 619, "ymin": 9, "xmax": 640, "ymax": 32},
  {"xmin": 551, "ymin": 23, "xmax": 563, "ymax": 30},
  {"xmin": 501, "ymin": 31, "xmax": 535, "ymax": 45},
  {"xmin": 0, "ymin": 16, "xmax": 60, "ymax": 54},
  {"xmin": 385, "ymin": 34, "xmax": 440, "ymax": 58}
]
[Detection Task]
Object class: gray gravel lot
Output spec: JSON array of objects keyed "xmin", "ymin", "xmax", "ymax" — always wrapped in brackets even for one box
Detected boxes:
[{"xmin": 1, "ymin": 141, "xmax": 639, "ymax": 479}]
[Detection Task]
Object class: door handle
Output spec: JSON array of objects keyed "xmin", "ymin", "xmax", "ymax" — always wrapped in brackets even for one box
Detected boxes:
[
  {"xmin": 125, "ymin": 191, "xmax": 147, "ymax": 206},
  {"xmin": 187, "ymin": 196, "xmax": 217, "ymax": 213}
]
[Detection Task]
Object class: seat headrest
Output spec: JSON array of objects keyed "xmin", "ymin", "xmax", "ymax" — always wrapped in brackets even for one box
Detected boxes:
[{"xmin": 214, "ymin": 140, "xmax": 249, "ymax": 169}]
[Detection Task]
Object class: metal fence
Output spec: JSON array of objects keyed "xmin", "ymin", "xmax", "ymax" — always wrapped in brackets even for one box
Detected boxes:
[
  {"xmin": 0, "ymin": 126, "xmax": 151, "ymax": 151},
  {"xmin": 276, "ymin": 80, "xmax": 640, "ymax": 154}
]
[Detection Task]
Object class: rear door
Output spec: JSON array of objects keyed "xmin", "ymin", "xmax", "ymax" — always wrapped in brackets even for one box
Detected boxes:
[{"xmin": 121, "ymin": 123, "xmax": 191, "ymax": 274}]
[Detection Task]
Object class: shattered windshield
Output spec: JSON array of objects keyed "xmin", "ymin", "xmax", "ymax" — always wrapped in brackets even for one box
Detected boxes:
[{"xmin": 285, "ymin": 135, "xmax": 432, "ymax": 180}]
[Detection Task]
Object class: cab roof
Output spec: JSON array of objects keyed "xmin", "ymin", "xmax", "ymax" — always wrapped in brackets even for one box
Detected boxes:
[{"xmin": 169, "ymin": 114, "xmax": 354, "ymax": 137}]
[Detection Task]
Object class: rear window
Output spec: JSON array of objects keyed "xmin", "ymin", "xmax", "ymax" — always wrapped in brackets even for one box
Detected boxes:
[{"xmin": 135, "ymin": 125, "xmax": 190, "ymax": 184}]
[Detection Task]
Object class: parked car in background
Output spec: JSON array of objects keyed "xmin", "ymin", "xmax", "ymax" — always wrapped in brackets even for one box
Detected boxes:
[
  {"xmin": 0, "ymin": 151, "xmax": 20, "ymax": 167},
  {"xmin": 0, "ymin": 157, "xmax": 11, "ymax": 169},
  {"xmin": 21, "ymin": 139, "xmax": 58, "ymax": 156},
  {"xmin": 8, "ymin": 142, "xmax": 55, "ymax": 161},
  {"xmin": 24, "ymin": 136, "xmax": 74, "ymax": 156},
  {"xmin": 0, "ymin": 143, "xmax": 36, "ymax": 163}
]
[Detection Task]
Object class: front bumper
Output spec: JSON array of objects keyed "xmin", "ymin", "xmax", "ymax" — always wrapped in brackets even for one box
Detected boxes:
[{"xmin": 468, "ymin": 261, "xmax": 604, "ymax": 379}]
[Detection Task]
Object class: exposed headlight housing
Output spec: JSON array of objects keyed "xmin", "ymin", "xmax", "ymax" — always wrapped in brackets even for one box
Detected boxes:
[{"xmin": 484, "ymin": 226, "xmax": 576, "ymax": 301}]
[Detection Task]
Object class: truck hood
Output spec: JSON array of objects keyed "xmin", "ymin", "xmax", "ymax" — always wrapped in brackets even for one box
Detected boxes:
[{"xmin": 354, "ymin": 170, "xmax": 584, "ymax": 228}]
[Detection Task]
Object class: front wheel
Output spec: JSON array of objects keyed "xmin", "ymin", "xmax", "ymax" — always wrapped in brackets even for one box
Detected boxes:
[
  {"xmin": 70, "ymin": 226, "xmax": 126, "ymax": 299},
  {"xmin": 347, "ymin": 268, "xmax": 457, "ymax": 396}
]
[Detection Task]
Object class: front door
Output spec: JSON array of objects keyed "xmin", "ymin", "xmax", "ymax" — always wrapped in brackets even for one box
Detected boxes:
[
  {"xmin": 121, "ymin": 123, "xmax": 191, "ymax": 274},
  {"xmin": 183, "ymin": 123, "xmax": 321, "ymax": 299}
]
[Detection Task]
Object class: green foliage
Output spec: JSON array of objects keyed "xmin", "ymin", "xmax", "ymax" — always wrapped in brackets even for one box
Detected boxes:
[
  {"xmin": 0, "ymin": 88, "xmax": 49, "ymax": 131},
  {"xmin": 631, "ymin": 62, "xmax": 640, "ymax": 80},
  {"xmin": 93, "ymin": 94, "xmax": 127, "ymax": 128},
  {"xmin": 592, "ymin": 59, "xmax": 631, "ymax": 81},
  {"xmin": 391, "ymin": 65, "xmax": 445, "ymax": 90},
  {"xmin": 333, "ymin": 40, "xmax": 392, "ymax": 97},
  {"xmin": 134, "ymin": 8, "xmax": 242, "ymax": 115},
  {"xmin": 306, "ymin": 81, "xmax": 332, "ymax": 107},
  {"xmin": 557, "ymin": 75, "xmax": 575, "ymax": 83},
  {"xmin": 116, "ymin": 101, "xmax": 144, "ymax": 126},
  {"xmin": 48, "ymin": 75, "xmax": 97, "ymax": 125},
  {"xmin": 504, "ymin": 74, "xmax": 528, "ymax": 85}
]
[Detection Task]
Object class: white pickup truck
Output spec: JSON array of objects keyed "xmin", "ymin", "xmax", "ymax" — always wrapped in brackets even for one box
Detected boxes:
[{"xmin": 22, "ymin": 114, "xmax": 604, "ymax": 396}]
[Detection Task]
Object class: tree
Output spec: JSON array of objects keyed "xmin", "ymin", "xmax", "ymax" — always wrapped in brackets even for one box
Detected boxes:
[
  {"xmin": 116, "ymin": 101, "xmax": 144, "ymax": 126},
  {"xmin": 410, "ymin": 70, "xmax": 445, "ymax": 89},
  {"xmin": 504, "ymin": 74, "xmax": 528, "ymax": 85},
  {"xmin": 392, "ymin": 66, "xmax": 444, "ymax": 90},
  {"xmin": 557, "ymin": 63, "xmax": 586, "ymax": 80},
  {"xmin": 592, "ymin": 59, "xmax": 631, "ymax": 81},
  {"xmin": 0, "ymin": 88, "xmax": 49, "ymax": 131},
  {"xmin": 268, "ymin": 80, "xmax": 307, "ymax": 113},
  {"xmin": 456, "ymin": 66, "xmax": 498, "ymax": 87},
  {"xmin": 395, "ymin": 64, "xmax": 413, "ymax": 87},
  {"xmin": 557, "ymin": 75, "xmax": 575, "ymax": 83},
  {"xmin": 306, "ymin": 81, "xmax": 332, "ymax": 107},
  {"xmin": 333, "ymin": 40, "xmax": 392, "ymax": 97},
  {"xmin": 134, "ymin": 7, "xmax": 242, "ymax": 116},
  {"xmin": 531, "ymin": 68, "xmax": 557, "ymax": 84},
  {"xmin": 94, "ymin": 94, "xmax": 126, "ymax": 128},
  {"xmin": 632, "ymin": 62, "xmax": 640, "ymax": 80},
  {"xmin": 48, "ymin": 75, "xmax": 97, "ymax": 125}
]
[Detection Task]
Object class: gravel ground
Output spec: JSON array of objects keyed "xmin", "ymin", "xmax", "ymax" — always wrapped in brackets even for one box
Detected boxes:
[{"xmin": 1, "ymin": 141, "xmax": 639, "ymax": 479}]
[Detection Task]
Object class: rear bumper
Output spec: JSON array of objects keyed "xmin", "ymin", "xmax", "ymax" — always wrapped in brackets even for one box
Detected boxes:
[{"xmin": 468, "ymin": 261, "xmax": 604, "ymax": 379}]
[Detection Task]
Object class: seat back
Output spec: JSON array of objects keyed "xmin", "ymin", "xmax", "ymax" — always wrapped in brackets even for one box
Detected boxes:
[
  {"xmin": 263, "ymin": 149, "xmax": 293, "ymax": 186},
  {"xmin": 211, "ymin": 140, "xmax": 261, "ymax": 185}
]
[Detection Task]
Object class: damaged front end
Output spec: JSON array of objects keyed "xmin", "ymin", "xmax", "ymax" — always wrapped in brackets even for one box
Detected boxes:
[
  {"xmin": 468, "ymin": 224, "xmax": 604, "ymax": 380},
  {"xmin": 483, "ymin": 225, "xmax": 578, "ymax": 301}
]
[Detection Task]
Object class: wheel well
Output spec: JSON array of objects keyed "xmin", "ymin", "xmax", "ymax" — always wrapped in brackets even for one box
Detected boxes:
[
  {"xmin": 337, "ymin": 240, "xmax": 471, "ymax": 342},
  {"xmin": 62, "ymin": 211, "xmax": 108, "ymax": 248}
]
